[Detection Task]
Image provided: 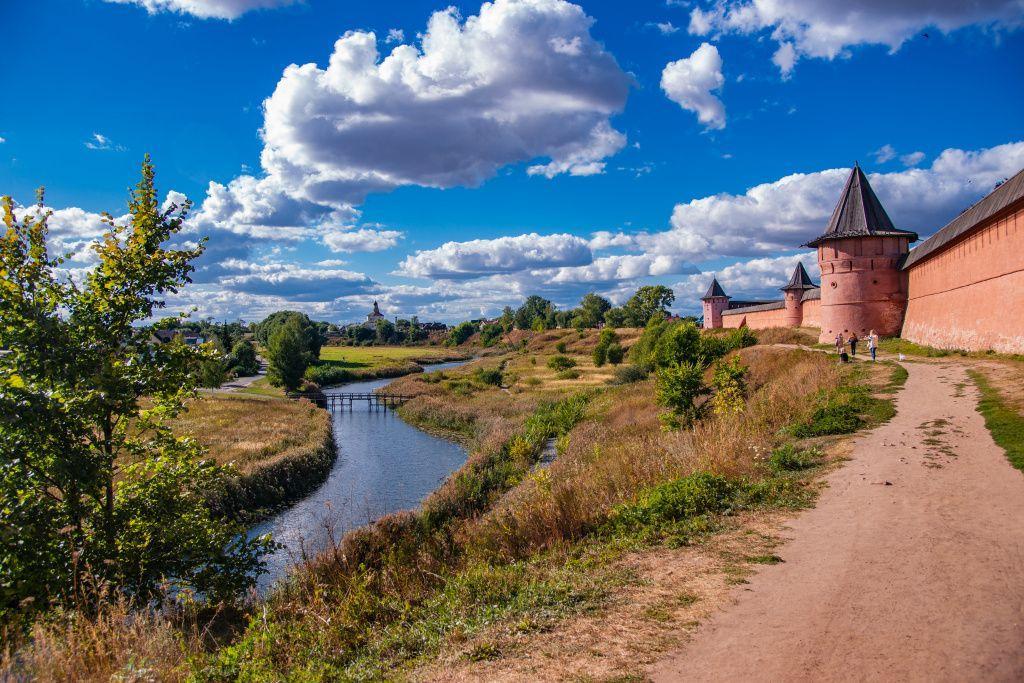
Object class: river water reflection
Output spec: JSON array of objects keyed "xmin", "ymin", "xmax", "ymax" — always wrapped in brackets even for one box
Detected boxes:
[{"xmin": 250, "ymin": 360, "xmax": 469, "ymax": 591}]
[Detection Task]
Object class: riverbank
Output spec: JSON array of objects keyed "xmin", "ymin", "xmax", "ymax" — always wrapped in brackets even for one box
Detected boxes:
[{"xmin": 166, "ymin": 394, "xmax": 336, "ymax": 522}]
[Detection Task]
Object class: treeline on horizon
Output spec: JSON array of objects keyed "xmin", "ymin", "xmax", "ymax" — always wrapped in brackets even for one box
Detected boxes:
[{"xmin": 446, "ymin": 285, "xmax": 693, "ymax": 346}]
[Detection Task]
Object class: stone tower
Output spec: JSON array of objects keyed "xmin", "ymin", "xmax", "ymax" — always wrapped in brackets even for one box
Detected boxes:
[
  {"xmin": 780, "ymin": 262, "xmax": 817, "ymax": 327},
  {"xmin": 805, "ymin": 164, "xmax": 918, "ymax": 343},
  {"xmin": 701, "ymin": 277, "xmax": 730, "ymax": 329}
]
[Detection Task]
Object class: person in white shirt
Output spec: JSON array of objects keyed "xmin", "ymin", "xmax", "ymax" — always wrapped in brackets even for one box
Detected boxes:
[{"xmin": 868, "ymin": 330, "xmax": 879, "ymax": 361}]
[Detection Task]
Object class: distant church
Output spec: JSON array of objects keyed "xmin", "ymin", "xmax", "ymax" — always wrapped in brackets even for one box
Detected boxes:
[
  {"xmin": 363, "ymin": 301, "xmax": 386, "ymax": 329},
  {"xmin": 701, "ymin": 164, "xmax": 1024, "ymax": 353}
]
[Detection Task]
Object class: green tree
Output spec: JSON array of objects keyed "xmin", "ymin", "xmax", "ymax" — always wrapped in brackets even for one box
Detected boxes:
[
  {"xmin": 603, "ymin": 307, "xmax": 627, "ymax": 328},
  {"xmin": 447, "ymin": 321, "xmax": 476, "ymax": 346},
  {"xmin": 623, "ymin": 285, "xmax": 675, "ymax": 327},
  {"xmin": 228, "ymin": 339, "xmax": 260, "ymax": 376},
  {"xmin": 0, "ymin": 158, "xmax": 270, "ymax": 622},
  {"xmin": 256, "ymin": 311, "xmax": 324, "ymax": 364},
  {"xmin": 266, "ymin": 317, "xmax": 308, "ymax": 391},
  {"xmin": 514, "ymin": 295, "xmax": 555, "ymax": 330},
  {"xmin": 656, "ymin": 362, "xmax": 710, "ymax": 430},
  {"xmin": 578, "ymin": 292, "xmax": 611, "ymax": 328}
]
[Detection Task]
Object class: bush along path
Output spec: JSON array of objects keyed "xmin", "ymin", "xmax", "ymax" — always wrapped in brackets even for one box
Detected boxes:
[{"xmin": 650, "ymin": 360, "xmax": 1024, "ymax": 682}]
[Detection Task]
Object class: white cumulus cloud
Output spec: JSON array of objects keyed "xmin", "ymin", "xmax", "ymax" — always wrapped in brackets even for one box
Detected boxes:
[
  {"xmin": 688, "ymin": 0, "xmax": 1024, "ymax": 76},
  {"xmin": 660, "ymin": 43, "xmax": 726, "ymax": 130},
  {"xmin": 259, "ymin": 0, "xmax": 631, "ymax": 213},
  {"xmin": 397, "ymin": 233, "xmax": 593, "ymax": 279},
  {"xmin": 644, "ymin": 141, "xmax": 1024, "ymax": 261},
  {"xmin": 103, "ymin": 0, "xmax": 296, "ymax": 20}
]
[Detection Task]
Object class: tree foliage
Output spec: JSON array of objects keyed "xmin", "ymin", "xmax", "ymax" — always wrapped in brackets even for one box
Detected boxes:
[
  {"xmin": 266, "ymin": 317, "xmax": 309, "ymax": 391},
  {"xmin": 623, "ymin": 285, "xmax": 675, "ymax": 327},
  {"xmin": 0, "ymin": 158, "xmax": 270, "ymax": 625}
]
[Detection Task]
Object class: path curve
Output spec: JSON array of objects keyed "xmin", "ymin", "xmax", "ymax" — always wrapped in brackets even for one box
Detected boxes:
[{"xmin": 650, "ymin": 361, "xmax": 1024, "ymax": 682}]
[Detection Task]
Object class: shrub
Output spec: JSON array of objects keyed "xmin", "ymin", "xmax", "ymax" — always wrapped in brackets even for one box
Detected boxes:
[
  {"xmin": 555, "ymin": 369, "xmax": 580, "ymax": 380},
  {"xmin": 710, "ymin": 356, "xmax": 748, "ymax": 416},
  {"xmin": 479, "ymin": 323, "xmax": 503, "ymax": 347},
  {"xmin": 607, "ymin": 365, "xmax": 647, "ymax": 385},
  {"xmin": 767, "ymin": 445, "xmax": 819, "ymax": 473},
  {"xmin": 547, "ymin": 355, "xmax": 576, "ymax": 371},
  {"xmin": 592, "ymin": 328, "xmax": 618, "ymax": 367},
  {"xmin": 656, "ymin": 362, "xmax": 710, "ymax": 429},
  {"xmin": 607, "ymin": 473, "xmax": 739, "ymax": 534},
  {"xmin": 447, "ymin": 321, "xmax": 476, "ymax": 346},
  {"xmin": 474, "ymin": 367, "xmax": 504, "ymax": 386},
  {"xmin": 606, "ymin": 343, "xmax": 624, "ymax": 365},
  {"xmin": 725, "ymin": 327, "xmax": 758, "ymax": 351},
  {"xmin": 793, "ymin": 402, "xmax": 863, "ymax": 437},
  {"xmin": 555, "ymin": 341, "xmax": 568, "ymax": 353}
]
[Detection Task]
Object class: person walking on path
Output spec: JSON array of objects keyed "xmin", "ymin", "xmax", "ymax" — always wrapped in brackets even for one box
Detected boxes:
[
  {"xmin": 869, "ymin": 330, "xmax": 879, "ymax": 361},
  {"xmin": 835, "ymin": 332, "xmax": 845, "ymax": 355},
  {"xmin": 849, "ymin": 332, "xmax": 859, "ymax": 357}
]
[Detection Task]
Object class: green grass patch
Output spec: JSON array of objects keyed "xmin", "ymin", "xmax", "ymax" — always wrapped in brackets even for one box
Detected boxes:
[
  {"xmin": 790, "ymin": 364, "xmax": 903, "ymax": 438},
  {"xmin": 603, "ymin": 471, "xmax": 815, "ymax": 546},
  {"xmin": 969, "ymin": 370, "xmax": 1024, "ymax": 473}
]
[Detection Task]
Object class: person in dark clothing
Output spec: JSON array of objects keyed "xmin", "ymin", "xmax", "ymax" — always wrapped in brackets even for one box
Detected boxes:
[{"xmin": 849, "ymin": 332, "xmax": 859, "ymax": 357}]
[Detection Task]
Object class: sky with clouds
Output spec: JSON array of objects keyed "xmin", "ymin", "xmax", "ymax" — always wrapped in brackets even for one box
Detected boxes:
[{"xmin": 2, "ymin": 0, "xmax": 1023, "ymax": 322}]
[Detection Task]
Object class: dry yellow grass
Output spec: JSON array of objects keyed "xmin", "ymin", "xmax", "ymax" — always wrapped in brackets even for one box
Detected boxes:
[
  {"xmin": 168, "ymin": 394, "xmax": 330, "ymax": 475},
  {"xmin": 1, "ymin": 597, "xmax": 193, "ymax": 683},
  {"xmin": 461, "ymin": 346, "xmax": 841, "ymax": 560}
]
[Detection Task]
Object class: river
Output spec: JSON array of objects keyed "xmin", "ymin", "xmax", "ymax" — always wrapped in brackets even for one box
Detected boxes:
[{"xmin": 250, "ymin": 360, "xmax": 470, "ymax": 591}]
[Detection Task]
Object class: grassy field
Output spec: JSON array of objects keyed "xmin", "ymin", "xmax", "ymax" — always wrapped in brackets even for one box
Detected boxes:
[
  {"xmin": 166, "ymin": 394, "xmax": 335, "ymax": 518},
  {"xmin": 241, "ymin": 345, "xmax": 468, "ymax": 396},
  {"xmin": 318, "ymin": 345, "xmax": 462, "ymax": 368},
  {"xmin": 169, "ymin": 394, "xmax": 328, "ymax": 475}
]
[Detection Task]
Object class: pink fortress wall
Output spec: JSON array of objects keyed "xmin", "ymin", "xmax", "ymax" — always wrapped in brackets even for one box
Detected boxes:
[
  {"xmin": 722, "ymin": 306, "xmax": 789, "ymax": 329},
  {"xmin": 902, "ymin": 202, "xmax": 1024, "ymax": 354}
]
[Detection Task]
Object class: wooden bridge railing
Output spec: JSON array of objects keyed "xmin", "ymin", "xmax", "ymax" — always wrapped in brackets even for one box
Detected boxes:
[{"xmin": 313, "ymin": 392, "xmax": 414, "ymax": 412}]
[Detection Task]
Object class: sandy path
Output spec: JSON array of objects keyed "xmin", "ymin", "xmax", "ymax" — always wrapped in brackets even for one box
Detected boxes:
[{"xmin": 649, "ymin": 361, "xmax": 1024, "ymax": 682}]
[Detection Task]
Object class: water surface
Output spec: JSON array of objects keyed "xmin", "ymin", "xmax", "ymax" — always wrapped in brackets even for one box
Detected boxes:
[{"xmin": 250, "ymin": 360, "xmax": 469, "ymax": 590}]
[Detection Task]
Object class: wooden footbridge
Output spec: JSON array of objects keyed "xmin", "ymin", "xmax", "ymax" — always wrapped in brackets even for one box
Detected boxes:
[{"xmin": 315, "ymin": 392, "xmax": 413, "ymax": 412}]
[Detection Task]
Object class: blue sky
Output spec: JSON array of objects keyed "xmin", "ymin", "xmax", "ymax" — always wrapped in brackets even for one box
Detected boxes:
[{"xmin": 2, "ymin": 0, "xmax": 1023, "ymax": 322}]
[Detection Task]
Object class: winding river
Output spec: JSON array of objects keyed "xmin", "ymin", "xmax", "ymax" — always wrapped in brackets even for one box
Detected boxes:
[{"xmin": 250, "ymin": 360, "xmax": 470, "ymax": 590}]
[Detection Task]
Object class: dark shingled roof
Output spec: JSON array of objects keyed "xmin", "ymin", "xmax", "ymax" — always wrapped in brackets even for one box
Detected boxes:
[
  {"xmin": 702, "ymin": 277, "xmax": 728, "ymax": 299},
  {"xmin": 902, "ymin": 167, "xmax": 1024, "ymax": 270},
  {"xmin": 781, "ymin": 262, "xmax": 817, "ymax": 291},
  {"xmin": 801, "ymin": 288, "xmax": 821, "ymax": 302},
  {"xmin": 805, "ymin": 164, "xmax": 918, "ymax": 247}
]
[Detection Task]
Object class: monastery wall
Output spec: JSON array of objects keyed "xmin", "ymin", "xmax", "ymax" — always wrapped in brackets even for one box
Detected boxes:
[
  {"xmin": 902, "ymin": 202, "xmax": 1024, "ymax": 354},
  {"xmin": 801, "ymin": 297, "xmax": 821, "ymax": 327},
  {"xmin": 722, "ymin": 305, "xmax": 789, "ymax": 329}
]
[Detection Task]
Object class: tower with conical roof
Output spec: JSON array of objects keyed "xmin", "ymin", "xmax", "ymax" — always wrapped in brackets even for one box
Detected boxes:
[
  {"xmin": 805, "ymin": 164, "xmax": 918, "ymax": 342},
  {"xmin": 780, "ymin": 262, "xmax": 818, "ymax": 327},
  {"xmin": 701, "ymin": 277, "xmax": 730, "ymax": 329}
]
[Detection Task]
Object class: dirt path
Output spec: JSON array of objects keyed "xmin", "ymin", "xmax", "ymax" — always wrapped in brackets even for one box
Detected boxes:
[{"xmin": 650, "ymin": 361, "xmax": 1024, "ymax": 682}]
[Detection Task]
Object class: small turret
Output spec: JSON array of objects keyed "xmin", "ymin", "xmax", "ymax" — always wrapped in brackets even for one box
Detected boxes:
[
  {"xmin": 701, "ymin": 277, "xmax": 730, "ymax": 329},
  {"xmin": 780, "ymin": 262, "xmax": 817, "ymax": 327}
]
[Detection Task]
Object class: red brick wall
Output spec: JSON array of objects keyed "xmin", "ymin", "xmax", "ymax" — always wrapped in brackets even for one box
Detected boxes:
[
  {"xmin": 903, "ymin": 201, "xmax": 1024, "ymax": 353},
  {"xmin": 721, "ymin": 306, "xmax": 790, "ymax": 329}
]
